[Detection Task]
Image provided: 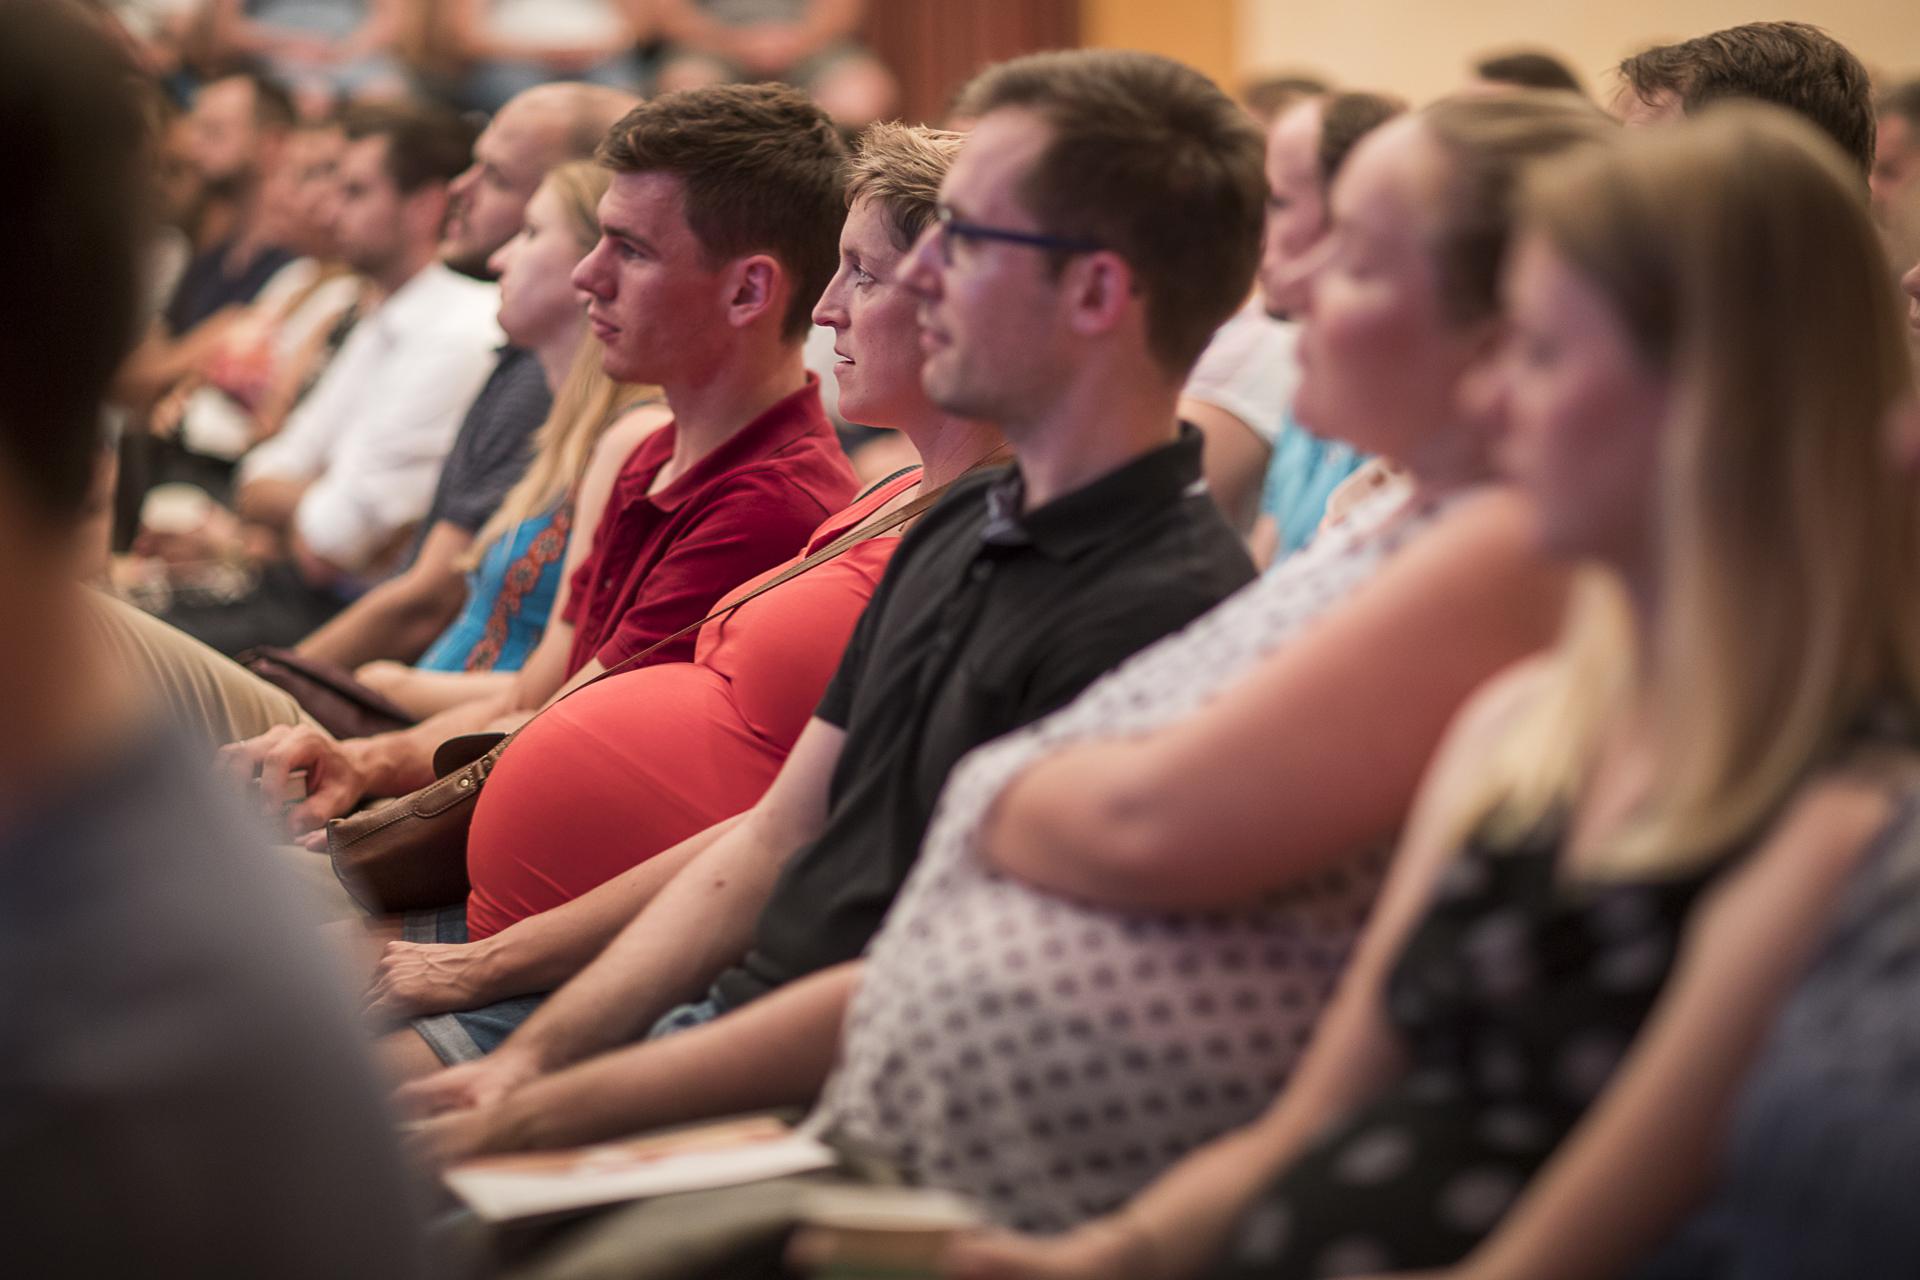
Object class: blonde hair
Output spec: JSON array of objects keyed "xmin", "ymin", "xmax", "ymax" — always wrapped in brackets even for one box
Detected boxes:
[
  {"xmin": 463, "ymin": 161, "xmax": 657, "ymax": 568},
  {"xmin": 846, "ymin": 122, "xmax": 963, "ymax": 250},
  {"xmin": 1462, "ymin": 104, "xmax": 1920, "ymax": 877}
]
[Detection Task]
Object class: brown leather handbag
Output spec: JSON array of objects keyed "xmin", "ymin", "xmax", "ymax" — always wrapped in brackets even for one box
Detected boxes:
[{"xmin": 326, "ymin": 477, "xmax": 943, "ymax": 915}]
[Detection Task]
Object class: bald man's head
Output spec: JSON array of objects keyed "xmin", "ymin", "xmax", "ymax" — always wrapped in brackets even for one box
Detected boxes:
[{"xmin": 442, "ymin": 82, "xmax": 640, "ymax": 277}]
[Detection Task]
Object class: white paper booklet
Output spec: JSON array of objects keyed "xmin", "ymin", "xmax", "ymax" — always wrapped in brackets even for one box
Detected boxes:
[{"xmin": 444, "ymin": 1116, "xmax": 838, "ymax": 1222}]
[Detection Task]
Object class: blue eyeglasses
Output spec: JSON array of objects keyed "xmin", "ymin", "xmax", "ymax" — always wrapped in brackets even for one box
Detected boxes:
[{"xmin": 934, "ymin": 204, "xmax": 1103, "ymax": 265}]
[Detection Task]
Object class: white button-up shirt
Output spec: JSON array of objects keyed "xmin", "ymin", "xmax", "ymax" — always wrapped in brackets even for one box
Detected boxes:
[{"xmin": 239, "ymin": 261, "xmax": 503, "ymax": 573}]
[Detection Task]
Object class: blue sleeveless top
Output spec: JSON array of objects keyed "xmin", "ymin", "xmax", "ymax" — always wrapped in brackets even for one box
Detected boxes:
[{"xmin": 417, "ymin": 503, "xmax": 570, "ymax": 674}]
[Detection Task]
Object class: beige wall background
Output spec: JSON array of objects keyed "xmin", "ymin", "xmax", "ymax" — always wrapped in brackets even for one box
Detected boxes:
[{"xmin": 1233, "ymin": 0, "xmax": 1920, "ymax": 106}]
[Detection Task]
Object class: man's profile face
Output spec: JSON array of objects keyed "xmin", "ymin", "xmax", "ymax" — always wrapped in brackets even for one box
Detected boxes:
[
  {"xmin": 443, "ymin": 100, "xmax": 563, "ymax": 275},
  {"xmin": 330, "ymin": 135, "xmax": 407, "ymax": 280},
  {"xmin": 900, "ymin": 107, "xmax": 1068, "ymax": 428},
  {"xmin": 572, "ymin": 170, "xmax": 732, "ymax": 387},
  {"xmin": 187, "ymin": 77, "xmax": 261, "ymax": 192}
]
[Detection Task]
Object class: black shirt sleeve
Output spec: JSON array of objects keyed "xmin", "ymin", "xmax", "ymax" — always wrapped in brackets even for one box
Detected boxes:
[{"xmin": 427, "ymin": 349, "xmax": 553, "ymax": 534}]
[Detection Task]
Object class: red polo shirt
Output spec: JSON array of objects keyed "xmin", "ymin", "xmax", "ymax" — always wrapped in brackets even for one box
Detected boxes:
[{"xmin": 562, "ymin": 376, "xmax": 857, "ymax": 675}]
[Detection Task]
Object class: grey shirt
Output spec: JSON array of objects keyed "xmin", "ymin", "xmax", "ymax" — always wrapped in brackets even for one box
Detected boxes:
[{"xmin": 0, "ymin": 725, "xmax": 427, "ymax": 1279}]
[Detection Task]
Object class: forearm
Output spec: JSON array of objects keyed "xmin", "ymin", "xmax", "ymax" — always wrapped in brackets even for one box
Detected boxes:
[
  {"xmin": 465, "ymin": 813, "xmax": 748, "ymax": 1002},
  {"xmin": 236, "ymin": 476, "xmax": 307, "ymax": 533},
  {"xmin": 297, "ymin": 577, "xmax": 463, "ymax": 668},
  {"xmin": 372, "ymin": 668, "xmax": 517, "ymax": 721},
  {"xmin": 351, "ymin": 694, "xmax": 518, "ymax": 799},
  {"xmin": 504, "ymin": 809, "xmax": 794, "ymax": 1075},
  {"xmin": 489, "ymin": 961, "xmax": 862, "ymax": 1153}
]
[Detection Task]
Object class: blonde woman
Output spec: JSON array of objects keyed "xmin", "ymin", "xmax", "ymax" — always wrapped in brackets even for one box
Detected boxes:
[
  {"xmin": 357, "ymin": 162, "xmax": 668, "ymax": 714},
  {"xmin": 950, "ymin": 106, "xmax": 1920, "ymax": 1280}
]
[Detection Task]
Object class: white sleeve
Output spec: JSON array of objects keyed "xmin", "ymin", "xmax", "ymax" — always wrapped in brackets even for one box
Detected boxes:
[
  {"xmin": 1181, "ymin": 307, "xmax": 1302, "ymax": 446},
  {"xmin": 294, "ymin": 340, "xmax": 502, "ymax": 572},
  {"xmin": 236, "ymin": 324, "xmax": 372, "ymax": 487}
]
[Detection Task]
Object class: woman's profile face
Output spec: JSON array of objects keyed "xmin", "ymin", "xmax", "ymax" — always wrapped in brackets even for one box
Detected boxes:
[
  {"xmin": 1291, "ymin": 118, "xmax": 1482, "ymax": 465},
  {"xmin": 812, "ymin": 196, "xmax": 928, "ymax": 429},
  {"xmin": 489, "ymin": 182, "xmax": 592, "ymax": 352},
  {"xmin": 1259, "ymin": 99, "xmax": 1329, "ymax": 317},
  {"xmin": 1500, "ymin": 232, "xmax": 1671, "ymax": 572}
]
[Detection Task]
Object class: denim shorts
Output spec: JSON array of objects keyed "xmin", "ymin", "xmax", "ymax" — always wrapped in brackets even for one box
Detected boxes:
[
  {"xmin": 405, "ymin": 905, "xmax": 547, "ymax": 1066},
  {"xmin": 406, "ymin": 904, "xmax": 730, "ymax": 1065}
]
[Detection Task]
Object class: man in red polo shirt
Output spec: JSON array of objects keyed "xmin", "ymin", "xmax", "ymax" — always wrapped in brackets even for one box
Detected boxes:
[{"xmin": 227, "ymin": 84, "xmax": 859, "ymax": 829}]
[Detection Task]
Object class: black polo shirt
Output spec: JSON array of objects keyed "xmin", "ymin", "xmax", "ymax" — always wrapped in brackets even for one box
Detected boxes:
[{"xmin": 712, "ymin": 424, "xmax": 1256, "ymax": 1011}]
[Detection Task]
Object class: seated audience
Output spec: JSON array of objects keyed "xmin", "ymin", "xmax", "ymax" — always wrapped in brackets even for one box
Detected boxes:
[
  {"xmin": 1612, "ymin": 20, "xmax": 1875, "ymax": 178},
  {"xmin": 294, "ymin": 83, "xmax": 641, "ymax": 671},
  {"xmin": 945, "ymin": 104, "xmax": 1920, "ymax": 1280},
  {"xmin": 385, "ymin": 47, "xmax": 1264, "ymax": 1163},
  {"xmin": 653, "ymin": 0, "xmax": 897, "ymax": 125},
  {"xmin": 359, "ymin": 123, "xmax": 1003, "ymax": 1070},
  {"xmin": 444, "ymin": 0, "xmax": 653, "ymax": 112},
  {"xmin": 226, "ymin": 83, "xmax": 863, "ymax": 825},
  {"xmin": 157, "ymin": 117, "xmax": 364, "ymax": 474},
  {"xmin": 1253, "ymin": 90, "xmax": 1404, "ymax": 564},
  {"xmin": 1471, "ymin": 48, "xmax": 1585, "ymax": 95},
  {"xmin": 357, "ymin": 159, "xmax": 670, "ymax": 694},
  {"xmin": 1873, "ymin": 78, "xmax": 1920, "ymax": 271},
  {"xmin": 392, "ymin": 97, "xmax": 1596, "ymax": 1262},
  {"xmin": 207, "ymin": 0, "xmax": 411, "ymax": 115},
  {"xmin": 0, "ymin": 4, "xmax": 423, "ymax": 1273},
  {"xmin": 113, "ymin": 73, "xmax": 299, "ymax": 427},
  {"xmin": 173, "ymin": 102, "xmax": 500, "ymax": 653}
]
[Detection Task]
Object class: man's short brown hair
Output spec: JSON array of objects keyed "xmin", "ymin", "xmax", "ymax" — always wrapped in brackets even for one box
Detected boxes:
[
  {"xmin": 341, "ymin": 101, "xmax": 478, "ymax": 195},
  {"xmin": 599, "ymin": 84, "xmax": 848, "ymax": 341},
  {"xmin": 955, "ymin": 49, "xmax": 1268, "ymax": 376},
  {"xmin": 1618, "ymin": 21, "xmax": 1874, "ymax": 178},
  {"xmin": 846, "ymin": 122, "xmax": 962, "ymax": 252}
]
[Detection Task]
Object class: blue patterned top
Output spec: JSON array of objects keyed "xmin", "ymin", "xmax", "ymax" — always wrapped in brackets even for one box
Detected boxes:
[
  {"xmin": 417, "ymin": 503, "xmax": 569, "ymax": 673},
  {"xmin": 1260, "ymin": 413, "xmax": 1368, "ymax": 563}
]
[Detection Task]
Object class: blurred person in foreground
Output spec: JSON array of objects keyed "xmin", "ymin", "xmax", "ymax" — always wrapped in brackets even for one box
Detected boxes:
[{"xmin": 0, "ymin": 2, "xmax": 424, "ymax": 1276}]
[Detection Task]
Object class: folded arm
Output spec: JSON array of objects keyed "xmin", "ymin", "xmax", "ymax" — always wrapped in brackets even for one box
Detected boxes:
[
  {"xmin": 947, "ymin": 659, "xmax": 1553, "ymax": 1280},
  {"xmin": 983, "ymin": 487, "xmax": 1568, "ymax": 912}
]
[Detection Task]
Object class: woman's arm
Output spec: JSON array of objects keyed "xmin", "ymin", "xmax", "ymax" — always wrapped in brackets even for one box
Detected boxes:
[
  {"xmin": 1428, "ymin": 776, "xmax": 1900, "ymax": 1280},
  {"xmin": 946, "ymin": 661, "xmax": 1554, "ymax": 1280},
  {"xmin": 984, "ymin": 487, "xmax": 1568, "ymax": 912}
]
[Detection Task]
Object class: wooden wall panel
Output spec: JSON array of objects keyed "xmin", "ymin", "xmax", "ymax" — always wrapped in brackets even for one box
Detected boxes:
[{"xmin": 862, "ymin": 0, "xmax": 1081, "ymax": 125}]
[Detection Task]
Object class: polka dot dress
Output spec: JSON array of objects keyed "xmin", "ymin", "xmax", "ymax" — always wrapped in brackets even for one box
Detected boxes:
[
  {"xmin": 817, "ymin": 480, "xmax": 1444, "ymax": 1233},
  {"xmin": 1210, "ymin": 817, "xmax": 1721, "ymax": 1278}
]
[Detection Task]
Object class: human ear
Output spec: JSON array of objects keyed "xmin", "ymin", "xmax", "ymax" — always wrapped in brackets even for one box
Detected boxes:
[
  {"xmin": 724, "ymin": 254, "xmax": 786, "ymax": 330},
  {"xmin": 1062, "ymin": 250, "xmax": 1136, "ymax": 340}
]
